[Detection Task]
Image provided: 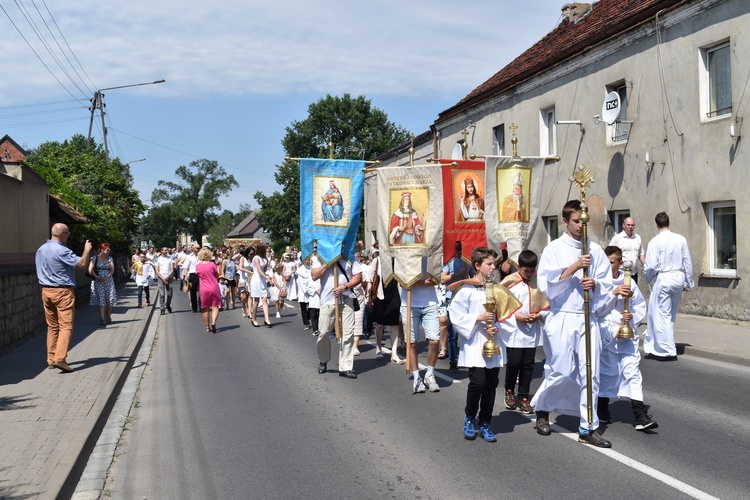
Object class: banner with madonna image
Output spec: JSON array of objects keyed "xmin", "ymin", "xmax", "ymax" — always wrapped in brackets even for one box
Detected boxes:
[
  {"xmin": 440, "ymin": 159, "xmax": 487, "ymax": 264},
  {"xmin": 300, "ymin": 158, "xmax": 365, "ymax": 267},
  {"xmin": 484, "ymin": 155, "xmax": 547, "ymax": 266},
  {"xmin": 376, "ymin": 165, "xmax": 443, "ymax": 287}
]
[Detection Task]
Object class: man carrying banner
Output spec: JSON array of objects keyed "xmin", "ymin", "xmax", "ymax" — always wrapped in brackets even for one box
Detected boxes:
[
  {"xmin": 405, "ymin": 257, "xmax": 441, "ymax": 393},
  {"xmin": 311, "ymin": 254, "xmax": 363, "ymax": 379}
]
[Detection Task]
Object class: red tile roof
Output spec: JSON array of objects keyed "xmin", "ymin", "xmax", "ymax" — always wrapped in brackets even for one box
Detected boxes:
[{"xmin": 438, "ymin": 0, "xmax": 686, "ymax": 122}]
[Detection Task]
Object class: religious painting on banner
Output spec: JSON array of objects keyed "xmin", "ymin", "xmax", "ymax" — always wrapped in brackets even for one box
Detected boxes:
[
  {"xmin": 484, "ymin": 156, "xmax": 546, "ymax": 266},
  {"xmin": 300, "ymin": 159, "xmax": 365, "ymax": 267},
  {"xmin": 376, "ymin": 165, "xmax": 443, "ymax": 287},
  {"xmin": 441, "ymin": 159, "xmax": 487, "ymax": 264}
]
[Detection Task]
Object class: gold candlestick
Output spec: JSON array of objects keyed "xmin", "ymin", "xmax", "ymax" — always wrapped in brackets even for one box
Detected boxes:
[
  {"xmin": 482, "ymin": 280, "xmax": 500, "ymax": 357},
  {"xmin": 616, "ymin": 261, "xmax": 635, "ymax": 339}
]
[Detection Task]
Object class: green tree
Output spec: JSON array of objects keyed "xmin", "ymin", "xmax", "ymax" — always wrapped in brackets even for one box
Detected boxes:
[
  {"xmin": 205, "ymin": 203, "xmax": 255, "ymax": 248},
  {"xmin": 141, "ymin": 203, "xmax": 182, "ymax": 249},
  {"xmin": 254, "ymin": 93, "xmax": 409, "ymax": 247},
  {"xmin": 151, "ymin": 159, "xmax": 238, "ymax": 246},
  {"xmin": 26, "ymin": 134, "xmax": 145, "ymax": 252}
]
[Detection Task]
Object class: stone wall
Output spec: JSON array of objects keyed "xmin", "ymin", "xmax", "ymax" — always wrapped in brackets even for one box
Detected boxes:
[{"xmin": 0, "ymin": 254, "xmax": 131, "ymax": 354}]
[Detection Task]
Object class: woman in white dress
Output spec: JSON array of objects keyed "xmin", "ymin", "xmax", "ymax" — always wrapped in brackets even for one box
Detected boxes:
[
  {"xmin": 282, "ymin": 253, "xmax": 298, "ymax": 301},
  {"xmin": 250, "ymin": 244, "xmax": 272, "ymax": 327}
]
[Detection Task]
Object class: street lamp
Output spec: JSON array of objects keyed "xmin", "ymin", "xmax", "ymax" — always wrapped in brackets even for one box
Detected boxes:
[
  {"xmin": 87, "ymin": 79, "xmax": 165, "ymax": 162},
  {"xmin": 123, "ymin": 157, "xmax": 146, "ymax": 176}
]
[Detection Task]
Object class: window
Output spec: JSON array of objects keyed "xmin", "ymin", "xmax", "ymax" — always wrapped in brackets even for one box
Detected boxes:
[
  {"xmin": 492, "ymin": 124, "xmax": 505, "ymax": 156},
  {"xmin": 540, "ymin": 107, "xmax": 556, "ymax": 156},
  {"xmin": 707, "ymin": 201, "xmax": 736, "ymax": 277},
  {"xmin": 608, "ymin": 209, "xmax": 630, "ymax": 235},
  {"xmin": 543, "ymin": 216, "xmax": 559, "ymax": 244},
  {"xmin": 607, "ymin": 82, "xmax": 629, "ymax": 143},
  {"xmin": 701, "ymin": 42, "xmax": 732, "ymax": 119}
]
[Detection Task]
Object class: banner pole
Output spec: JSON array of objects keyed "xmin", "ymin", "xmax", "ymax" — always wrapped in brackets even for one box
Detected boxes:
[
  {"xmin": 333, "ymin": 265, "xmax": 341, "ymax": 341},
  {"xmin": 405, "ymin": 288, "xmax": 412, "ymax": 374}
]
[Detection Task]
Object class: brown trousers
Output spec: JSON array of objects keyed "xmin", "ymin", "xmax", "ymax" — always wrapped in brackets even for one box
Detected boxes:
[{"xmin": 42, "ymin": 287, "xmax": 76, "ymax": 364}]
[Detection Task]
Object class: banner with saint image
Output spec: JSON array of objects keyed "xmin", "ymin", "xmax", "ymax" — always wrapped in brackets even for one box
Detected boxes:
[
  {"xmin": 300, "ymin": 158, "xmax": 365, "ymax": 266},
  {"xmin": 484, "ymin": 155, "xmax": 546, "ymax": 265},
  {"xmin": 376, "ymin": 165, "xmax": 443, "ymax": 287},
  {"xmin": 440, "ymin": 159, "xmax": 487, "ymax": 264}
]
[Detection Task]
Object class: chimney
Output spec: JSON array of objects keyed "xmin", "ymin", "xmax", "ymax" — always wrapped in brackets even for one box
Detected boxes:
[{"xmin": 561, "ymin": 2, "xmax": 592, "ymax": 23}]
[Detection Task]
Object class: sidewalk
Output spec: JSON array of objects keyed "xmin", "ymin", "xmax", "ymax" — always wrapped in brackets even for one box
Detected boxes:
[
  {"xmin": 0, "ymin": 295, "xmax": 748, "ymax": 500},
  {"xmin": 0, "ymin": 282, "xmax": 154, "ymax": 500}
]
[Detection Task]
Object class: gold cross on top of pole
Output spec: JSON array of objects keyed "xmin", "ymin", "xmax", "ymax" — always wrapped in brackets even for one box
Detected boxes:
[{"xmin": 509, "ymin": 122, "xmax": 519, "ymax": 158}]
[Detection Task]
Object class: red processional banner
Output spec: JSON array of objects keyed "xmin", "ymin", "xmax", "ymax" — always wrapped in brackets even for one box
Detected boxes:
[{"xmin": 440, "ymin": 159, "xmax": 487, "ymax": 264}]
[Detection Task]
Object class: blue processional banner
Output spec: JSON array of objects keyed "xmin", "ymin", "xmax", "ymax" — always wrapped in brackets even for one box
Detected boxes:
[{"xmin": 300, "ymin": 158, "xmax": 365, "ymax": 267}]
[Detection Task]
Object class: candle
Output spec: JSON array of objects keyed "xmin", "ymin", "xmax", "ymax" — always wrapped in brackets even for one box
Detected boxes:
[{"xmin": 623, "ymin": 266, "xmax": 632, "ymax": 288}]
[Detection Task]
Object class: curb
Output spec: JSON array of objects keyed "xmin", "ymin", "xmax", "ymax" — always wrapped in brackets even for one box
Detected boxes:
[
  {"xmin": 56, "ymin": 300, "xmax": 157, "ymax": 500},
  {"xmin": 680, "ymin": 346, "xmax": 750, "ymax": 368}
]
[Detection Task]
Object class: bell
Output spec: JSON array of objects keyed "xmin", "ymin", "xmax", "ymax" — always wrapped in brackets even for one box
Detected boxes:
[
  {"xmin": 482, "ymin": 336, "xmax": 500, "ymax": 357},
  {"xmin": 616, "ymin": 323, "xmax": 634, "ymax": 340}
]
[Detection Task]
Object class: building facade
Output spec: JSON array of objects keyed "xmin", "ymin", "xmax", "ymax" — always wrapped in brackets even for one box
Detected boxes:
[{"xmin": 372, "ymin": 0, "xmax": 749, "ymax": 319}]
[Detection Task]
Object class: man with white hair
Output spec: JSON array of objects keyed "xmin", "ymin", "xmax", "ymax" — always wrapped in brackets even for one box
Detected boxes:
[{"xmin": 609, "ymin": 217, "xmax": 646, "ymax": 283}]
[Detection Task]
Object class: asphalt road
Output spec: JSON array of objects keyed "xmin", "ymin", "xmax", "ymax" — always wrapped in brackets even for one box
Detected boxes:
[{"xmin": 105, "ymin": 291, "xmax": 750, "ymax": 499}]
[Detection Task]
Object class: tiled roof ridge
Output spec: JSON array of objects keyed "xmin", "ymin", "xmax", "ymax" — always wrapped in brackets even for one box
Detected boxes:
[{"xmin": 438, "ymin": 0, "xmax": 687, "ymax": 122}]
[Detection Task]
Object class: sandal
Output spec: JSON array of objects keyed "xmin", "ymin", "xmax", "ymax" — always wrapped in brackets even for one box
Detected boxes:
[
  {"xmin": 205, "ymin": 327, "xmax": 210, "ymax": 332},
  {"xmin": 390, "ymin": 358, "xmax": 405, "ymax": 365},
  {"xmin": 211, "ymin": 323, "xmax": 217, "ymax": 333},
  {"xmin": 438, "ymin": 349, "xmax": 448, "ymax": 359}
]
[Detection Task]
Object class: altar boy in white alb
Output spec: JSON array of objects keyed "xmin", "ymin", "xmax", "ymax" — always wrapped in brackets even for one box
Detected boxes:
[
  {"xmin": 449, "ymin": 247, "xmax": 521, "ymax": 443},
  {"xmin": 596, "ymin": 246, "xmax": 657, "ymax": 432},
  {"xmin": 531, "ymin": 200, "xmax": 614, "ymax": 448},
  {"xmin": 643, "ymin": 211, "xmax": 694, "ymax": 360}
]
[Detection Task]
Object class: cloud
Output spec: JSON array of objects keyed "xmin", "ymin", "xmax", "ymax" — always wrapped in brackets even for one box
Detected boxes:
[{"xmin": 1, "ymin": 0, "xmax": 561, "ymax": 101}]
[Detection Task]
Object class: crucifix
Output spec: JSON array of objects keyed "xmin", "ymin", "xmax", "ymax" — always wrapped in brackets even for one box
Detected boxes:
[{"xmin": 509, "ymin": 122, "xmax": 519, "ymax": 158}]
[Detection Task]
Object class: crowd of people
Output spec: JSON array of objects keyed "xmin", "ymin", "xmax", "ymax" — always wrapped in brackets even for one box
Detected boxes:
[{"xmin": 36, "ymin": 204, "xmax": 693, "ymax": 449}]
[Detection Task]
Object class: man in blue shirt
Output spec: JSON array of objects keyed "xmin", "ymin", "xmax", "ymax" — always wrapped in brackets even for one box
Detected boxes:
[{"xmin": 35, "ymin": 223, "xmax": 92, "ymax": 373}]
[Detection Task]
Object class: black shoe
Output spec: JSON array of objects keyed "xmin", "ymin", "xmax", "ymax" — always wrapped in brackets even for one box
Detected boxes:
[
  {"xmin": 338, "ymin": 370, "xmax": 357, "ymax": 379},
  {"xmin": 167, "ymin": 306, "xmax": 172, "ymax": 313},
  {"xmin": 578, "ymin": 430, "xmax": 611, "ymax": 448},
  {"xmin": 161, "ymin": 310, "xmax": 165, "ymax": 315},
  {"xmin": 211, "ymin": 323, "xmax": 217, "ymax": 333},
  {"xmin": 317, "ymin": 363, "xmax": 327, "ymax": 374},
  {"xmin": 449, "ymin": 361, "xmax": 458, "ymax": 372},
  {"xmin": 535, "ymin": 411, "xmax": 551, "ymax": 436},
  {"xmin": 264, "ymin": 321, "xmax": 272, "ymax": 328},
  {"xmin": 635, "ymin": 414, "xmax": 659, "ymax": 431}
]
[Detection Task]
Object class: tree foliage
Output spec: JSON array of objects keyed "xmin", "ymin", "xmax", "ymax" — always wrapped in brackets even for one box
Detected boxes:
[
  {"xmin": 254, "ymin": 93, "xmax": 409, "ymax": 247},
  {"xmin": 25, "ymin": 134, "xmax": 145, "ymax": 252},
  {"xmin": 151, "ymin": 159, "xmax": 238, "ymax": 246}
]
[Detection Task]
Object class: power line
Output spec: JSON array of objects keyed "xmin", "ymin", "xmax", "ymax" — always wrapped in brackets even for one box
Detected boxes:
[
  {"xmin": 0, "ymin": 3, "xmax": 82, "ymax": 101},
  {"xmin": 110, "ymin": 128, "xmax": 277, "ymax": 179}
]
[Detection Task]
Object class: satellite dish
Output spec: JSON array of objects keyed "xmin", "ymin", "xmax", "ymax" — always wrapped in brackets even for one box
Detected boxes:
[
  {"xmin": 601, "ymin": 91, "xmax": 621, "ymax": 125},
  {"xmin": 451, "ymin": 143, "xmax": 463, "ymax": 160}
]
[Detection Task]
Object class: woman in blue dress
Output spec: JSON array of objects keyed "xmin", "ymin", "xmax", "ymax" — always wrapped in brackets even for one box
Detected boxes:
[{"xmin": 89, "ymin": 243, "xmax": 117, "ymax": 326}]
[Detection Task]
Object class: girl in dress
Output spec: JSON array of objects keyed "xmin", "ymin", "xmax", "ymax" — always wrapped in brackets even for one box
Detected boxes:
[
  {"xmin": 249, "ymin": 244, "xmax": 272, "ymax": 327},
  {"xmin": 89, "ymin": 243, "xmax": 117, "ymax": 325},
  {"xmin": 273, "ymin": 263, "xmax": 286, "ymax": 318}
]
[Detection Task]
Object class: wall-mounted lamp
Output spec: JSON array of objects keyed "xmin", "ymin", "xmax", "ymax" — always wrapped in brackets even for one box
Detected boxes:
[
  {"xmin": 556, "ymin": 119, "xmax": 585, "ymax": 133},
  {"xmin": 730, "ymin": 122, "xmax": 741, "ymax": 140},
  {"xmin": 645, "ymin": 152, "xmax": 654, "ymax": 169}
]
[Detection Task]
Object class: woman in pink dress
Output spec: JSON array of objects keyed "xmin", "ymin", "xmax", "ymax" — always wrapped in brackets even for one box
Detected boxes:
[{"xmin": 196, "ymin": 248, "xmax": 222, "ymax": 332}]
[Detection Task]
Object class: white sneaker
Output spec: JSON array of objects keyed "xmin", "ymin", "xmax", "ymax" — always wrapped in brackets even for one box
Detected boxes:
[
  {"xmin": 413, "ymin": 377, "xmax": 426, "ymax": 394},
  {"xmin": 276, "ymin": 312, "xmax": 281, "ymax": 318},
  {"xmin": 424, "ymin": 374, "xmax": 440, "ymax": 393},
  {"xmin": 353, "ymin": 347, "xmax": 361, "ymax": 356}
]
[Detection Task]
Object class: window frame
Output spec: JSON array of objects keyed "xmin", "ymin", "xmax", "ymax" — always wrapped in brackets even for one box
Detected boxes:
[
  {"xmin": 700, "ymin": 40, "xmax": 732, "ymax": 121},
  {"xmin": 606, "ymin": 81, "xmax": 629, "ymax": 144},
  {"xmin": 539, "ymin": 106, "xmax": 556, "ymax": 156},
  {"xmin": 707, "ymin": 200, "xmax": 737, "ymax": 278},
  {"xmin": 492, "ymin": 124, "xmax": 505, "ymax": 156},
  {"xmin": 543, "ymin": 215, "xmax": 559, "ymax": 244}
]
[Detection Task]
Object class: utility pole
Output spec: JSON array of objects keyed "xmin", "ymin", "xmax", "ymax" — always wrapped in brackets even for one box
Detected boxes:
[{"xmin": 86, "ymin": 79, "xmax": 165, "ymax": 163}]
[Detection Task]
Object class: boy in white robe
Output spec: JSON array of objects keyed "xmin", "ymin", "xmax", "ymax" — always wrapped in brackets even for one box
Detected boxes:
[
  {"xmin": 499, "ymin": 250, "xmax": 549, "ymax": 414},
  {"xmin": 531, "ymin": 199, "xmax": 614, "ymax": 448},
  {"xmin": 597, "ymin": 246, "xmax": 658, "ymax": 431},
  {"xmin": 449, "ymin": 247, "xmax": 521, "ymax": 442}
]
